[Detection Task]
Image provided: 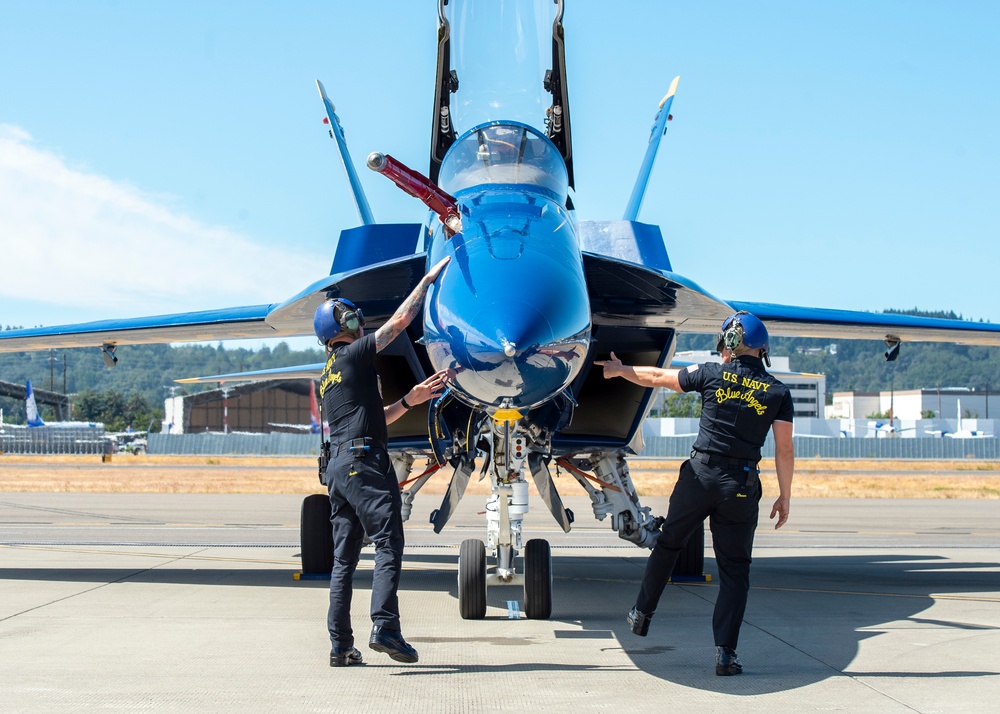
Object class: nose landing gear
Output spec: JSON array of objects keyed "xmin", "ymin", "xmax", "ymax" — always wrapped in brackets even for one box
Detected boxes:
[{"xmin": 456, "ymin": 416, "xmax": 554, "ymax": 620}]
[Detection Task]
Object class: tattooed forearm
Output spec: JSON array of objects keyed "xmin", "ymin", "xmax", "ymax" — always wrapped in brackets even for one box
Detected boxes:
[
  {"xmin": 373, "ymin": 257, "xmax": 449, "ymax": 353},
  {"xmin": 375, "ymin": 281, "xmax": 429, "ymax": 352}
]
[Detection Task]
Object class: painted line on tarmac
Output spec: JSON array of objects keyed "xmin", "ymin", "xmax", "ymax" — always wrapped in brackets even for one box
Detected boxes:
[
  {"xmin": 0, "ymin": 543, "xmax": 298, "ymax": 565},
  {"xmin": 754, "ymin": 584, "xmax": 1000, "ymax": 603}
]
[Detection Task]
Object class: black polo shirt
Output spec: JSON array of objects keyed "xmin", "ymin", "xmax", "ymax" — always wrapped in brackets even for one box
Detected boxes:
[
  {"xmin": 319, "ymin": 332, "xmax": 388, "ymax": 448},
  {"xmin": 677, "ymin": 354, "xmax": 794, "ymax": 461}
]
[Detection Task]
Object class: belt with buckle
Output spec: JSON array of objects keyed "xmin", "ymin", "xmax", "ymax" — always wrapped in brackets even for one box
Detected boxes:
[{"xmin": 690, "ymin": 449, "xmax": 758, "ymax": 470}]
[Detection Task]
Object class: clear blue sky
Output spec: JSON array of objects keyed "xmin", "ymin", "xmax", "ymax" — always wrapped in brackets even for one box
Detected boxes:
[{"xmin": 2, "ymin": 1, "xmax": 998, "ymax": 347}]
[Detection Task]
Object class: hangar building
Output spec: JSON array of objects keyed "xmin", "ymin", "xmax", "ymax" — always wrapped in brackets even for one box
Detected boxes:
[{"xmin": 163, "ymin": 380, "xmax": 314, "ymax": 434}]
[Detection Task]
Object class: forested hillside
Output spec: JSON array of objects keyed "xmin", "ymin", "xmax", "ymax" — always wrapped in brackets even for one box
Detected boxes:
[
  {"xmin": 0, "ymin": 339, "xmax": 324, "ymax": 428},
  {"xmin": 2, "ymin": 308, "xmax": 997, "ymax": 427}
]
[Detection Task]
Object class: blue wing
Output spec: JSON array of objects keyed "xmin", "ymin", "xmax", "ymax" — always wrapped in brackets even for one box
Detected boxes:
[
  {"xmin": 0, "ymin": 231, "xmax": 425, "ymax": 354},
  {"xmin": 0, "ymin": 305, "xmax": 280, "ymax": 351},
  {"xmin": 729, "ymin": 301, "xmax": 1000, "ymax": 346}
]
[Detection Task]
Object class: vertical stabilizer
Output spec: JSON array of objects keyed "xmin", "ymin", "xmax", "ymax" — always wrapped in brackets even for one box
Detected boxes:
[
  {"xmin": 623, "ymin": 76, "xmax": 680, "ymax": 221},
  {"xmin": 316, "ymin": 79, "xmax": 376, "ymax": 226},
  {"xmin": 25, "ymin": 381, "xmax": 45, "ymax": 427}
]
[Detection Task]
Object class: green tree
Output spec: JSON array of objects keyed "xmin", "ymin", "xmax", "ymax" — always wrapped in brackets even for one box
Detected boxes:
[
  {"xmin": 73, "ymin": 389, "xmax": 162, "ymax": 432},
  {"xmin": 661, "ymin": 392, "xmax": 701, "ymax": 418}
]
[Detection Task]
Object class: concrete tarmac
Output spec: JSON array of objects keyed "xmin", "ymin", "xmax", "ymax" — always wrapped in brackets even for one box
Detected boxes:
[{"xmin": 2, "ymin": 492, "xmax": 999, "ymax": 712}]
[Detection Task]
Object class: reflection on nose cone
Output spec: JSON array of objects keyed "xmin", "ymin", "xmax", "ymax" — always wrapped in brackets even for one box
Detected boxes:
[
  {"xmin": 466, "ymin": 302, "xmax": 549, "ymax": 369},
  {"xmin": 426, "ymin": 282, "xmax": 591, "ymax": 410},
  {"xmin": 442, "ymin": 301, "xmax": 587, "ymax": 409}
]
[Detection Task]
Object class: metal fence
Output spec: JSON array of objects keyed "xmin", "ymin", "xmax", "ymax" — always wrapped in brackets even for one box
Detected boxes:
[
  {"xmin": 147, "ymin": 433, "xmax": 1000, "ymax": 460},
  {"xmin": 640, "ymin": 435, "xmax": 1000, "ymax": 460},
  {"xmin": 0, "ymin": 425, "xmax": 107, "ymax": 455},
  {"xmin": 148, "ymin": 433, "xmax": 322, "ymax": 456}
]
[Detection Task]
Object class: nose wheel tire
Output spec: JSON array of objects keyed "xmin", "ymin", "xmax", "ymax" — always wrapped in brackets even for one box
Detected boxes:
[
  {"xmin": 458, "ymin": 538, "xmax": 487, "ymax": 619},
  {"xmin": 523, "ymin": 538, "xmax": 552, "ymax": 619}
]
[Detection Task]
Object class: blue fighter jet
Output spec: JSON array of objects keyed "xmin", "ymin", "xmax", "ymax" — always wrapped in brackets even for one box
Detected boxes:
[{"xmin": 3, "ymin": 0, "xmax": 1000, "ymax": 619}]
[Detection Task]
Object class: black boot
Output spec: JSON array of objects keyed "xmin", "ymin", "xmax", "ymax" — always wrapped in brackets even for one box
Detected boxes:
[
  {"xmin": 329, "ymin": 646, "xmax": 363, "ymax": 667},
  {"xmin": 716, "ymin": 646, "xmax": 743, "ymax": 676},
  {"xmin": 627, "ymin": 607, "xmax": 653, "ymax": 636},
  {"xmin": 369, "ymin": 626, "xmax": 419, "ymax": 663}
]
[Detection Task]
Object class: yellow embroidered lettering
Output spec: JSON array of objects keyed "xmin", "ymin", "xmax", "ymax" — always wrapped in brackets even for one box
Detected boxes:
[
  {"xmin": 319, "ymin": 370, "xmax": 343, "ymax": 398},
  {"xmin": 740, "ymin": 377, "xmax": 770, "ymax": 392},
  {"xmin": 715, "ymin": 386, "xmax": 768, "ymax": 416}
]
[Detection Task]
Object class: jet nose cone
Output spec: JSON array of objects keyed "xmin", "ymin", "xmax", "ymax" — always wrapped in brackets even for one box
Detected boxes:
[
  {"xmin": 467, "ymin": 301, "xmax": 547, "ymax": 365},
  {"xmin": 424, "ymin": 270, "xmax": 592, "ymax": 411},
  {"xmin": 445, "ymin": 300, "xmax": 587, "ymax": 408}
]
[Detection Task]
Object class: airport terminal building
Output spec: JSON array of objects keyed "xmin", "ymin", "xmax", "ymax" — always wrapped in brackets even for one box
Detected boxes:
[{"xmin": 162, "ymin": 381, "xmax": 313, "ymax": 434}]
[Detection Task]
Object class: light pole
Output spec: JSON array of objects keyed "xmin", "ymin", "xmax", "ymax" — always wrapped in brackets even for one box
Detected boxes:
[
  {"xmin": 47, "ymin": 349, "xmax": 56, "ymax": 391},
  {"xmin": 221, "ymin": 385, "xmax": 230, "ymax": 434},
  {"xmin": 889, "ymin": 377, "xmax": 894, "ymax": 429}
]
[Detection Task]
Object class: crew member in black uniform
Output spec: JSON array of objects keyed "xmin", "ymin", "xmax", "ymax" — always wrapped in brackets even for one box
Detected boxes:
[
  {"xmin": 595, "ymin": 311, "xmax": 795, "ymax": 675},
  {"xmin": 316, "ymin": 256, "xmax": 450, "ymax": 667}
]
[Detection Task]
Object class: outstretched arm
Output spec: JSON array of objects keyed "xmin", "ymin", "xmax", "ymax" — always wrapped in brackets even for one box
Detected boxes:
[
  {"xmin": 384, "ymin": 369, "xmax": 450, "ymax": 425},
  {"xmin": 375, "ymin": 257, "xmax": 450, "ymax": 353},
  {"xmin": 594, "ymin": 351, "xmax": 683, "ymax": 392}
]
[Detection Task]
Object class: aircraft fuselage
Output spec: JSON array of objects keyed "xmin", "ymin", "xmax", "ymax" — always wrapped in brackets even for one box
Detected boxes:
[{"xmin": 422, "ymin": 122, "xmax": 590, "ymax": 412}]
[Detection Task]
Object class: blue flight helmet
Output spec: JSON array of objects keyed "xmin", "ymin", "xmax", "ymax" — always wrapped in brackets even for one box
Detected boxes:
[
  {"xmin": 313, "ymin": 298, "xmax": 366, "ymax": 344},
  {"xmin": 717, "ymin": 310, "xmax": 770, "ymax": 367}
]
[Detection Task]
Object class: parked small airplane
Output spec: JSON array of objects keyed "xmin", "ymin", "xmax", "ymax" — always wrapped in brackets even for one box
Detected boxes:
[
  {"xmin": 25, "ymin": 381, "xmax": 99, "ymax": 429},
  {"xmin": 866, "ymin": 421, "xmax": 917, "ymax": 438},
  {"xmin": 925, "ymin": 428, "xmax": 994, "ymax": 439},
  {"xmin": 2, "ymin": 0, "xmax": 1000, "ymax": 619},
  {"xmin": 924, "ymin": 399, "xmax": 995, "ymax": 438}
]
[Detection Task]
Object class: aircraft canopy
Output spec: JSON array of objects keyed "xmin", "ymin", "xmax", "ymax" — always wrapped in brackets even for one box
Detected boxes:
[{"xmin": 439, "ymin": 122, "xmax": 569, "ymax": 202}]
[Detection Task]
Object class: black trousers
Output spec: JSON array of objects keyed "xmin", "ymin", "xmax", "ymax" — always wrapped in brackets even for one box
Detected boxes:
[
  {"xmin": 326, "ymin": 444, "xmax": 404, "ymax": 649},
  {"xmin": 635, "ymin": 458, "xmax": 761, "ymax": 649}
]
